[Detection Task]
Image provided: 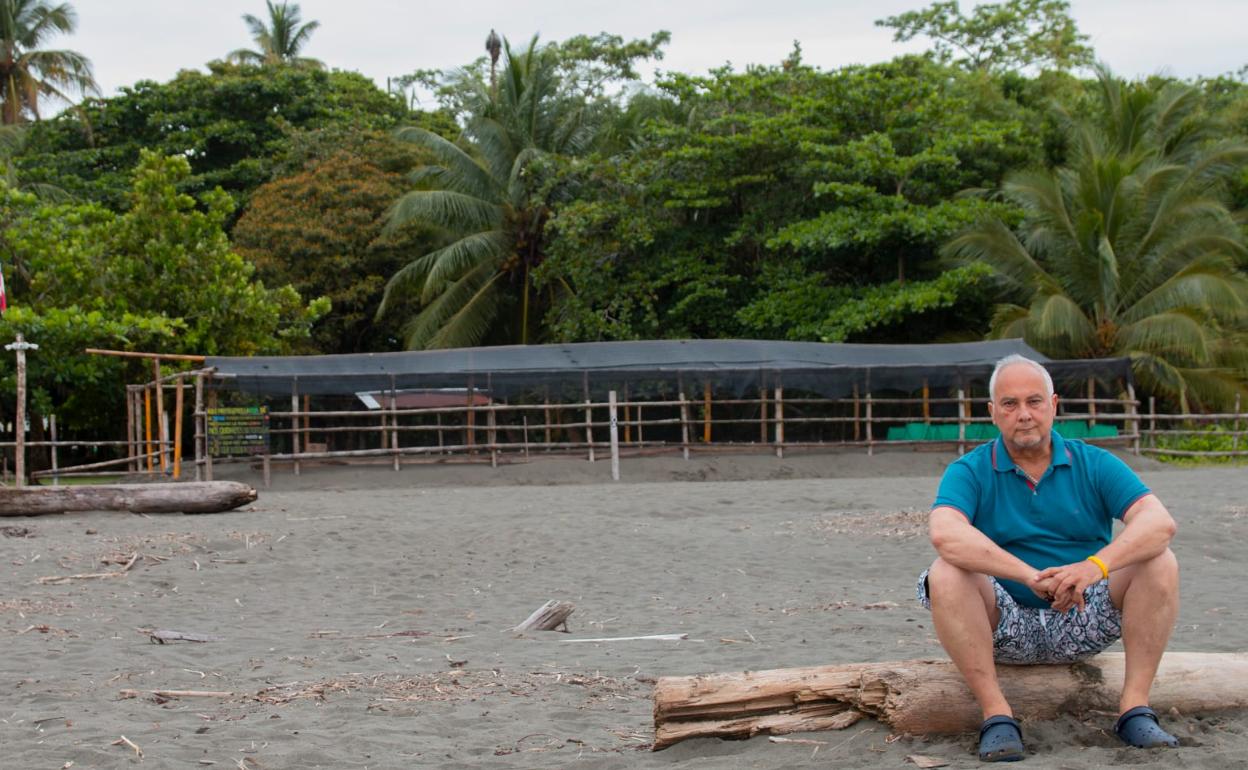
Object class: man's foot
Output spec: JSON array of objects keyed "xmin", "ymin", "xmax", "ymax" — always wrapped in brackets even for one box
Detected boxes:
[
  {"xmin": 978, "ymin": 715, "xmax": 1025, "ymax": 761},
  {"xmin": 1115, "ymin": 706, "xmax": 1179, "ymax": 748}
]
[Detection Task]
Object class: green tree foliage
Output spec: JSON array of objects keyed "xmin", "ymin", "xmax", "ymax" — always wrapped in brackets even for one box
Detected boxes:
[
  {"xmin": 539, "ymin": 55, "xmax": 1039, "ymax": 343},
  {"xmin": 0, "ymin": 151, "xmax": 327, "ymax": 434},
  {"xmin": 233, "ymin": 129, "xmax": 432, "ymax": 353},
  {"xmin": 381, "ymin": 33, "xmax": 666, "ymax": 348},
  {"xmin": 15, "ymin": 63, "xmax": 408, "ymax": 211},
  {"xmin": 0, "ymin": 0, "xmax": 97, "ymax": 124},
  {"xmin": 877, "ymin": 0, "xmax": 1093, "ymax": 74},
  {"xmin": 945, "ymin": 69, "xmax": 1248, "ymax": 409},
  {"xmin": 229, "ymin": 0, "xmax": 322, "ymax": 69}
]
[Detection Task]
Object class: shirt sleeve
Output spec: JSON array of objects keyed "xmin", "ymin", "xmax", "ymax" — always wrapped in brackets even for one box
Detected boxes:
[
  {"xmin": 933, "ymin": 459, "xmax": 980, "ymax": 523},
  {"xmin": 1092, "ymin": 449, "xmax": 1151, "ymax": 520}
]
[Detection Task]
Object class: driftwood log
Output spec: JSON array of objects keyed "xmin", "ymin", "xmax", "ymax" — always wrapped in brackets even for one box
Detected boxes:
[
  {"xmin": 652, "ymin": 652, "xmax": 1248, "ymax": 749},
  {"xmin": 513, "ymin": 600, "xmax": 575, "ymax": 632},
  {"xmin": 0, "ymin": 481, "xmax": 257, "ymax": 516}
]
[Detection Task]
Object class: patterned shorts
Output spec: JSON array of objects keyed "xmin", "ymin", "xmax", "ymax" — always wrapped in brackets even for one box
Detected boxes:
[{"xmin": 916, "ymin": 569, "xmax": 1122, "ymax": 665}]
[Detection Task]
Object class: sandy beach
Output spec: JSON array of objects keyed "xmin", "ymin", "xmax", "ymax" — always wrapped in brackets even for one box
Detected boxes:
[{"xmin": 2, "ymin": 449, "xmax": 1245, "ymax": 769}]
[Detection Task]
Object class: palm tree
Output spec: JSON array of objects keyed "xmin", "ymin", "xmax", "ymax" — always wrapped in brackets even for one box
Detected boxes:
[
  {"xmin": 0, "ymin": 0, "xmax": 97, "ymax": 124},
  {"xmin": 945, "ymin": 68, "xmax": 1248, "ymax": 410},
  {"xmin": 229, "ymin": 0, "xmax": 321, "ymax": 68},
  {"xmin": 378, "ymin": 36, "xmax": 598, "ymax": 348}
]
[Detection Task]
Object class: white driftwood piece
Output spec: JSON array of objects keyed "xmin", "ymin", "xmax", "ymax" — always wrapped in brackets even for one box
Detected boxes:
[
  {"xmin": 513, "ymin": 600, "xmax": 575, "ymax": 632},
  {"xmin": 652, "ymin": 652, "xmax": 1248, "ymax": 749},
  {"xmin": 0, "ymin": 481, "xmax": 257, "ymax": 516}
]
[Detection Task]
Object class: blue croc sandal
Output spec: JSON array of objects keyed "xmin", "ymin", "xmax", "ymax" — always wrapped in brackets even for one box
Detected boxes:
[
  {"xmin": 1115, "ymin": 706, "xmax": 1179, "ymax": 748},
  {"xmin": 978, "ymin": 714, "xmax": 1025, "ymax": 762}
]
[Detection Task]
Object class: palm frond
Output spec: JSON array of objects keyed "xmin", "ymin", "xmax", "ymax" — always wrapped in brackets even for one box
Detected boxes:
[{"xmin": 387, "ymin": 189, "xmax": 503, "ymax": 234}]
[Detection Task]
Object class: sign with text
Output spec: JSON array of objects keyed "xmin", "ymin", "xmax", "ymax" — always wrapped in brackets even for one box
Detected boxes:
[{"xmin": 207, "ymin": 406, "xmax": 270, "ymax": 456}]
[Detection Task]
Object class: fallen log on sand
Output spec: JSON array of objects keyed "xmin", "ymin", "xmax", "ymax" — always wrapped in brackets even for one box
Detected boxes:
[
  {"xmin": 0, "ymin": 481, "xmax": 257, "ymax": 516},
  {"xmin": 652, "ymin": 652, "xmax": 1248, "ymax": 749}
]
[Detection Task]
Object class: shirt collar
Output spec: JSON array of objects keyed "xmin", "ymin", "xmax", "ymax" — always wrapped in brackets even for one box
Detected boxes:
[{"xmin": 991, "ymin": 429, "xmax": 1071, "ymax": 472}]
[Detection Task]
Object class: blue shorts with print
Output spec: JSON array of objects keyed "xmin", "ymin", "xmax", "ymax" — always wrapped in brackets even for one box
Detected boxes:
[{"xmin": 916, "ymin": 569, "xmax": 1122, "ymax": 665}]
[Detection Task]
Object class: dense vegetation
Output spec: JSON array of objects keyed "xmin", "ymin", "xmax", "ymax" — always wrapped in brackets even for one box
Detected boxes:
[{"xmin": 0, "ymin": 0, "xmax": 1245, "ymax": 447}]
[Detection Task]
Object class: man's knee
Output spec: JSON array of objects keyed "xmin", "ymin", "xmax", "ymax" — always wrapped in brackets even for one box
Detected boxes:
[
  {"xmin": 1138, "ymin": 548, "xmax": 1179, "ymax": 588},
  {"xmin": 927, "ymin": 557, "xmax": 977, "ymax": 600}
]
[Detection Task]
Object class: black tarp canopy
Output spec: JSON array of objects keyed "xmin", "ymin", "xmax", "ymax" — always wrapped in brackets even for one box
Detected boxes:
[{"xmin": 205, "ymin": 339, "xmax": 1132, "ymax": 399}]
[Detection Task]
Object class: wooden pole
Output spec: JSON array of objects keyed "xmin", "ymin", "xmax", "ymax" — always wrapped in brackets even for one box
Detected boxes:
[
  {"xmin": 679, "ymin": 387, "xmax": 690, "ymax": 460},
  {"xmin": 193, "ymin": 374, "xmax": 204, "ymax": 481},
  {"xmin": 759, "ymin": 382, "xmax": 768, "ymax": 444},
  {"xmin": 623, "ymin": 384, "xmax": 631, "ymax": 444},
  {"xmin": 126, "ymin": 386, "xmax": 136, "ymax": 473},
  {"xmin": 173, "ymin": 376, "xmax": 184, "ymax": 479},
  {"xmin": 8, "ymin": 334, "xmax": 36, "ymax": 487},
  {"xmin": 702, "ymin": 381, "xmax": 712, "ymax": 444},
  {"xmin": 922, "ymin": 378, "xmax": 930, "ymax": 423},
  {"xmin": 866, "ymin": 391, "xmax": 874, "ymax": 456},
  {"xmin": 290, "ymin": 380, "xmax": 301, "ymax": 476},
  {"xmin": 144, "ymin": 386, "xmax": 154, "ymax": 473},
  {"xmin": 488, "ymin": 406, "xmax": 498, "ymax": 468},
  {"xmin": 774, "ymin": 386, "xmax": 784, "ymax": 459},
  {"xmin": 608, "ymin": 390, "xmax": 620, "ymax": 481},
  {"xmin": 543, "ymin": 390, "xmax": 552, "ymax": 448},
  {"xmin": 1149, "ymin": 396, "xmax": 1157, "ymax": 449},
  {"xmin": 303, "ymin": 394, "xmax": 311, "ymax": 461},
  {"xmin": 1127, "ymin": 381, "xmax": 1139, "ymax": 455},
  {"xmin": 466, "ymin": 376, "xmax": 476, "ymax": 454},
  {"xmin": 957, "ymin": 387, "xmax": 966, "ymax": 456},
  {"xmin": 49, "ymin": 414, "xmax": 58, "ymax": 486},
  {"xmin": 637, "ymin": 402, "xmax": 644, "ymax": 446},
  {"xmin": 1087, "ymin": 376, "xmax": 1097, "ymax": 426},
  {"xmin": 205, "ymin": 385, "xmax": 215, "ymax": 481},
  {"xmin": 154, "ymin": 360, "xmax": 167, "ymax": 473},
  {"xmin": 583, "ymin": 372, "xmax": 595, "ymax": 463},
  {"xmin": 853, "ymin": 382, "xmax": 860, "ymax": 442},
  {"xmin": 1234, "ymin": 393, "xmax": 1242, "ymax": 455},
  {"xmin": 390, "ymin": 381, "xmax": 400, "ymax": 471}
]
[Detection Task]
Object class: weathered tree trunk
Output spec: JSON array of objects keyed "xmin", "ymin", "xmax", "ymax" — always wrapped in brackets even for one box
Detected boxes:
[
  {"xmin": 652, "ymin": 652, "xmax": 1248, "ymax": 749},
  {"xmin": 0, "ymin": 481, "xmax": 257, "ymax": 516}
]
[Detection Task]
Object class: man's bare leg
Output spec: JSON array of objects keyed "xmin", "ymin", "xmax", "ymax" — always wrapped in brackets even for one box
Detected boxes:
[
  {"xmin": 926, "ymin": 557, "xmax": 1009, "ymax": 719},
  {"xmin": 1109, "ymin": 548, "xmax": 1180, "ymax": 714}
]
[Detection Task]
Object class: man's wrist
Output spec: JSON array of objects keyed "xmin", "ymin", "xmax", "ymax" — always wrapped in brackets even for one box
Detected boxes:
[{"xmin": 1086, "ymin": 555, "xmax": 1109, "ymax": 580}]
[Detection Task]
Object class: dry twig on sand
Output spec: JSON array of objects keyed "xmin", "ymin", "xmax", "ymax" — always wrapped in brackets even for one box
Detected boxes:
[
  {"xmin": 38, "ymin": 553, "xmax": 138, "ymax": 585},
  {"xmin": 111, "ymin": 735, "xmax": 143, "ymax": 760}
]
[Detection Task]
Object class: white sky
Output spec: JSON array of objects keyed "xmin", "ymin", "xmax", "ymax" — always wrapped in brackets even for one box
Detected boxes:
[{"xmin": 68, "ymin": 1, "xmax": 1248, "ymax": 105}]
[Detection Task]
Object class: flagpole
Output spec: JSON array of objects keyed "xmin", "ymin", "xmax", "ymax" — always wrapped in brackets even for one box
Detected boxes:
[{"xmin": 6, "ymin": 334, "xmax": 37, "ymax": 487}]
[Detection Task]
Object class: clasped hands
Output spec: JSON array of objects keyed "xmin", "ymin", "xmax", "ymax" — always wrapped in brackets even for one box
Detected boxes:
[{"xmin": 1026, "ymin": 560, "xmax": 1105, "ymax": 612}]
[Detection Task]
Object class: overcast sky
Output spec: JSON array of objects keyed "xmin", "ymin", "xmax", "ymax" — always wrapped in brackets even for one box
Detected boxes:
[{"xmin": 69, "ymin": 1, "xmax": 1247, "ymax": 106}]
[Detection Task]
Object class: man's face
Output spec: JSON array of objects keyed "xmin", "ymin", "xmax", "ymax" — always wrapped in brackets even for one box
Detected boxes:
[{"xmin": 988, "ymin": 364, "xmax": 1057, "ymax": 452}]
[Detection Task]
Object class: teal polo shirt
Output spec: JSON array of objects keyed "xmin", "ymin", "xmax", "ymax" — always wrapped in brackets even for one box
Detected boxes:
[{"xmin": 933, "ymin": 430, "xmax": 1150, "ymax": 608}]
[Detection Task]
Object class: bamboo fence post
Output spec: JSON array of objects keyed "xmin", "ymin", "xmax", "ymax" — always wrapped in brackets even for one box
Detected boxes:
[
  {"xmin": 49, "ymin": 414, "xmax": 58, "ymax": 486},
  {"xmin": 466, "ymin": 376, "xmax": 476, "ymax": 454},
  {"xmin": 173, "ymin": 376, "xmax": 184, "ymax": 479},
  {"xmin": 623, "ymin": 384, "xmax": 631, "ymax": 444},
  {"xmin": 1149, "ymin": 396, "xmax": 1156, "ymax": 449},
  {"xmin": 922, "ymin": 378, "xmax": 930, "ymax": 423},
  {"xmin": 702, "ymin": 382, "xmax": 712, "ymax": 444},
  {"xmin": 583, "ymin": 372, "xmax": 595, "ymax": 463},
  {"xmin": 144, "ymin": 386, "xmax": 154, "ymax": 473},
  {"xmin": 853, "ymin": 382, "xmax": 860, "ymax": 442},
  {"xmin": 679, "ymin": 387, "xmax": 690, "ymax": 460},
  {"xmin": 488, "ymin": 406, "xmax": 498, "ymax": 468},
  {"xmin": 522, "ymin": 415, "xmax": 530, "ymax": 458},
  {"xmin": 774, "ymin": 386, "xmax": 784, "ymax": 459},
  {"xmin": 1126, "ymin": 382, "xmax": 1140, "ymax": 455},
  {"xmin": 1234, "ymin": 394, "xmax": 1242, "ymax": 455},
  {"xmin": 390, "ymin": 382, "xmax": 401, "ymax": 471},
  {"xmin": 194, "ymin": 373, "xmax": 204, "ymax": 481},
  {"xmin": 205, "ymin": 385, "xmax": 215, "ymax": 481},
  {"xmin": 126, "ymin": 385, "xmax": 136, "ymax": 473},
  {"xmin": 1087, "ymin": 377, "xmax": 1097, "ymax": 426},
  {"xmin": 544, "ymin": 389, "xmax": 552, "ymax": 448},
  {"xmin": 154, "ymin": 360, "xmax": 167, "ymax": 473},
  {"xmin": 436, "ymin": 413, "xmax": 444, "ymax": 453},
  {"xmin": 957, "ymin": 387, "xmax": 966, "ymax": 456},
  {"xmin": 759, "ymin": 381, "xmax": 768, "ymax": 444},
  {"xmin": 637, "ymin": 402, "xmax": 644, "ymax": 446},
  {"xmin": 290, "ymin": 380, "xmax": 301, "ymax": 476},
  {"xmin": 866, "ymin": 391, "xmax": 874, "ymax": 456},
  {"xmin": 608, "ymin": 390, "xmax": 620, "ymax": 481}
]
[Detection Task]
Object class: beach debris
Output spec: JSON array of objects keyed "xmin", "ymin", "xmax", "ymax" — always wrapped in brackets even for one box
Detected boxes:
[
  {"xmin": 513, "ymin": 600, "xmax": 575, "ymax": 632},
  {"xmin": 862, "ymin": 601, "xmax": 900, "ymax": 610},
  {"xmin": 563, "ymin": 633, "xmax": 690, "ymax": 643},
  {"xmin": 652, "ymin": 652, "xmax": 1248, "ymax": 749},
  {"xmin": 0, "ymin": 481, "xmax": 256, "ymax": 516},
  {"xmin": 120, "ymin": 689, "xmax": 235, "ymax": 700},
  {"xmin": 304, "ymin": 628, "xmax": 429, "ymax": 640},
  {"xmin": 111, "ymin": 735, "xmax": 143, "ymax": 760},
  {"xmin": 906, "ymin": 756, "xmax": 950, "ymax": 768},
  {"xmin": 144, "ymin": 628, "xmax": 224, "ymax": 644},
  {"xmin": 768, "ymin": 736, "xmax": 827, "ymax": 746},
  {"xmin": 1, "ymin": 525, "xmax": 33, "ymax": 537},
  {"xmin": 37, "ymin": 553, "xmax": 138, "ymax": 584}
]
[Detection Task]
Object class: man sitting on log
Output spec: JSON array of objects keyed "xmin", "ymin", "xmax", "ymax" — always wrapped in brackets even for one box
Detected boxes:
[{"xmin": 917, "ymin": 354, "xmax": 1180, "ymax": 761}]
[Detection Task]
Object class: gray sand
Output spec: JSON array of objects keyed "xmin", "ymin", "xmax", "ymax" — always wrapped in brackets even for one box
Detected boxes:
[{"xmin": 2, "ymin": 450, "xmax": 1245, "ymax": 768}]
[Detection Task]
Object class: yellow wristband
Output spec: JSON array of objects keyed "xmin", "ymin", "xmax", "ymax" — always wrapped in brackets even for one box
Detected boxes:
[{"xmin": 1086, "ymin": 555, "xmax": 1109, "ymax": 580}]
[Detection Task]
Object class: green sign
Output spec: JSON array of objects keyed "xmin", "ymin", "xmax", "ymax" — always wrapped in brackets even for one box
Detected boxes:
[{"xmin": 207, "ymin": 406, "xmax": 270, "ymax": 456}]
